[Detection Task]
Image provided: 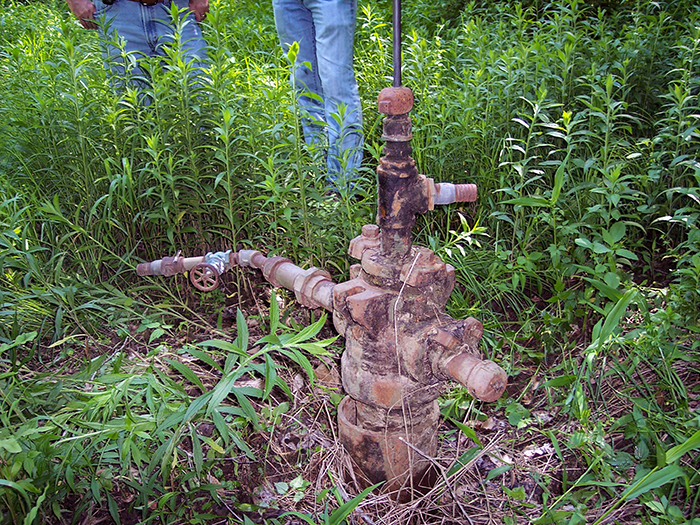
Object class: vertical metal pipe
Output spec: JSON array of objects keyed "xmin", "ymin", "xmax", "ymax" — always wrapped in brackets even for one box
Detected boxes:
[{"xmin": 393, "ymin": 0, "xmax": 401, "ymax": 87}]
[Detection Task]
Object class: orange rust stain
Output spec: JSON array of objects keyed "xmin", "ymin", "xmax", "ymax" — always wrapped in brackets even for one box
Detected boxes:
[{"xmin": 373, "ymin": 380, "xmax": 402, "ymax": 408}]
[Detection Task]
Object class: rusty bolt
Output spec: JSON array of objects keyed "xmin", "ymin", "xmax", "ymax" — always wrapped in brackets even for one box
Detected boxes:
[
  {"xmin": 293, "ymin": 267, "xmax": 334, "ymax": 310},
  {"xmin": 349, "ymin": 224, "xmax": 381, "ymax": 260},
  {"xmin": 461, "ymin": 317, "xmax": 484, "ymax": 345},
  {"xmin": 435, "ymin": 328, "xmax": 460, "ymax": 351},
  {"xmin": 349, "ymin": 263, "xmax": 362, "ymax": 280},
  {"xmin": 453, "ymin": 183, "xmax": 478, "ymax": 202},
  {"xmin": 362, "ymin": 224, "xmax": 379, "ymax": 238}
]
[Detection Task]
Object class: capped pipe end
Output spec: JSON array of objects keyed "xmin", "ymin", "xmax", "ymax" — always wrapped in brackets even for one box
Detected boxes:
[
  {"xmin": 378, "ymin": 86, "xmax": 414, "ymax": 115},
  {"xmin": 444, "ymin": 353, "xmax": 507, "ymax": 403}
]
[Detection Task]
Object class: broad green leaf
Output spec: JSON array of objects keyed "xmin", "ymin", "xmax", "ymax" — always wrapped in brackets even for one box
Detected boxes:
[
  {"xmin": 597, "ymin": 289, "xmax": 636, "ymax": 345},
  {"xmin": 615, "ymin": 248, "xmax": 639, "ymax": 261},
  {"xmin": 0, "ymin": 331, "xmax": 37, "ymax": 355},
  {"xmin": 91, "ymin": 476, "xmax": 100, "ymax": 501},
  {"xmin": 665, "ymin": 429, "xmax": 700, "ymax": 464},
  {"xmin": 224, "ymin": 352, "xmax": 240, "ymax": 376},
  {"xmin": 0, "ymin": 479, "xmax": 29, "ymax": 501},
  {"xmin": 504, "ymin": 485, "xmax": 526, "ymax": 500},
  {"xmin": 23, "ymin": 486, "xmax": 48, "ymax": 525},
  {"xmin": 200, "ymin": 435, "xmax": 224, "ymax": 454},
  {"xmin": 592, "ymin": 241, "xmax": 611, "ymax": 254},
  {"xmin": 327, "ymin": 483, "xmax": 382, "ymax": 524},
  {"xmin": 270, "ymin": 291, "xmax": 280, "ymax": 334},
  {"xmin": 179, "ymin": 392, "xmax": 211, "ymax": 425},
  {"xmin": 199, "ymin": 339, "xmax": 245, "ymax": 356},
  {"xmin": 450, "ymin": 418, "xmax": 482, "ymax": 447},
  {"xmin": 285, "ymin": 315, "xmax": 326, "ymax": 345},
  {"xmin": 235, "ymin": 309, "xmax": 249, "ymax": 355},
  {"xmin": 207, "ymin": 373, "xmax": 240, "ymax": 415},
  {"xmin": 263, "ymin": 353, "xmax": 276, "ymax": 401},
  {"xmin": 257, "ymin": 334, "xmax": 281, "ymax": 346},
  {"xmin": 66, "ymin": 465, "xmax": 75, "ymax": 491},
  {"xmin": 149, "ymin": 328, "xmax": 165, "ymax": 343},
  {"xmin": 575, "ymin": 238, "xmax": 593, "ymax": 250},
  {"xmin": 502, "ymin": 196, "xmax": 550, "ymax": 207},
  {"xmin": 231, "ymin": 432, "xmax": 255, "ymax": 460},
  {"xmin": 211, "ymin": 409, "xmax": 229, "ymax": 446},
  {"xmin": 0, "ymin": 437, "xmax": 22, "ymax": 454},
  {"xmin": 542, "ymin": 375, "xmax": 576, "ymax": 388},
  {"xmin": 182, "ymin": 347, "xmax": 222, "ymax": 372},
  {"xmin": 551, "ymin": 153, "xmax": 570, "ymax": 205},
  {"xmin": 107, "ymin": 492, "xmax": 121, "ymax": 525},
  {"xmin": 486, "ymin": 464, "xmax": 512, "ymax": 482},
  {"xmin": 279, "ymin": 348, "xmax": 315, "ymax": 383},
  {"xmin": 166, "ymin": 359, "xmax": 205, "ymax": 391},
  {"xmin": 582, "ymin": 277, "xmax": 623, "ymax": 302},
  {"xmin": 447, "ymin": 446, "xmax": 482, "ymax": 477},
  {"xmin": 231, "ymin": 389, "xmax": 260, "ymax": 429},
  {"xmin": 603, "ymin": 272, "xmax": 620, "ymax": 290},
  {"xmin": 190, "ymin": 426, "xmax": 203, "ymax": 474},
  {"xmin": 623, "ymin": 465, "xmax": 685, "ymax": 501},
  {"xmin": 609, "ymin": 222, "xmax": 626, "ymax": 243}
]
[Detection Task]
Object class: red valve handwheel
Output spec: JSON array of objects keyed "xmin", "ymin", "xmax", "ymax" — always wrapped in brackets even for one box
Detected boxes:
[{"xmin": 190, "ymin": 263, "xmax": 219, "ymax": 292}]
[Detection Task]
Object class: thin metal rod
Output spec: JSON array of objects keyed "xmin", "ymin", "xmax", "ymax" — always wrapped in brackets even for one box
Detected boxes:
[{"xmin": 393, "ymin": 0, "xmax": 401, "ymax": 87}]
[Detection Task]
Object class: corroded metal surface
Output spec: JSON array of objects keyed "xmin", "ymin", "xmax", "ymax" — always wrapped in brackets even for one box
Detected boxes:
[
  {"xmin": 377, "ymin": 86, "xmax": 414, "ymax": 115},
  {"xmin": 136, "ymin": 85, "xmax": 507, "ymax": 501},
  {"xmin": 333, "ymin": 86, "xmax": 507, "ymax": 495},
  {"xmin": 338, "ymin": 396, "xmax": 438, "ymax": 497}
]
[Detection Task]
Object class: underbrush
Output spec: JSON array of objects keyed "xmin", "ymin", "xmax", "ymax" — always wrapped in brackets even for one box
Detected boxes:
[{"xmin": 1, "ymin": 0, "xmax": 700, "ymax": 523}]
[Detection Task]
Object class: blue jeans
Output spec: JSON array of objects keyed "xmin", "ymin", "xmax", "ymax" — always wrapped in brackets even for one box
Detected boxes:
[
  {"xmin": 273, "ymin": 0, "xmax": 364, "ymax": 189},
  {"xmin": 93, "ymin": 0, "xmax": 207, "ymax": 87}
]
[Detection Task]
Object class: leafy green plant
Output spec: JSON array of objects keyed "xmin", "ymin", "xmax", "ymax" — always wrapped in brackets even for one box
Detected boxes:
[{"xmin": 275, "ymin": 483, "xmax": 380, "ymax": 525}]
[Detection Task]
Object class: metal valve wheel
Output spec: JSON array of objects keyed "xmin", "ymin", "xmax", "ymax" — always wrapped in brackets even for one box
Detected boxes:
[{"xmin": 190, "ymin": 263, "xmax": 219, "ymax": 291}]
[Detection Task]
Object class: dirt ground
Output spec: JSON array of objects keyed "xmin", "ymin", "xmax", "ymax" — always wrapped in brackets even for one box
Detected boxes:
[{"xmin": 43, "ymin": 268, "xmax": 698, "ymax": 525}]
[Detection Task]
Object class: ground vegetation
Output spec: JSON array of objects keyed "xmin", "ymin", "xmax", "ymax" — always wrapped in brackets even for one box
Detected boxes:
[{"xmin": 1, "ymin": 0, "xmax": 699, "ymax": 523}]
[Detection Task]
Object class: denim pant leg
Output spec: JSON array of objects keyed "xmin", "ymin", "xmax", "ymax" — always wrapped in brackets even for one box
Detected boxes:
[
  {"xmin": 94, "ymin": 0, "xmax": 148, "ymax": 87},
  {"xmin": 152, "ymin": 0, "xmax": 208, "ymax": 70},
  {"xmin": 94, "ymin": 0, "xmax": 207, "ymax": 88},
  {"xmin": 273, "ymin": 0, "xmax": 363, "ymax": 186},
  {"xmin": 309, "ymin": 0, "xmax": 363, "ymax": 183},
  {"xmin": 272, "ymin": 0, "xmax": 326, "ymax": 145}
]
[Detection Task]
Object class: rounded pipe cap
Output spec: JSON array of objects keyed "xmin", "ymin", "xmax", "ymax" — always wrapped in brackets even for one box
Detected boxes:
[{"xmin": 445, "ymin": 353, "xmax": 507, "ymax": 403}]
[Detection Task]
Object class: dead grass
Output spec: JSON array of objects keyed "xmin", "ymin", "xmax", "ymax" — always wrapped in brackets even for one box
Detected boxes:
[{"xmin": 32, "ymin": 282, "xmax": 700, "ymax": 525}]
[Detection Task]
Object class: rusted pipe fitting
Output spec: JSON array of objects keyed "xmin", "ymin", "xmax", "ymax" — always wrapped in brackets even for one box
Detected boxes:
[
  {"xmin": 376, "ymin": 105, "xmax": 428, "ymax": 259},
  {"xmin": 292, "ymin": 267, "xmax": 335, "ymax": 310},
  {"xmin": 137, "ymin": 253, "xmax": 196, "ymax": 277},
  {"xmin": 348, "ymin": 224, "xmax": 380, "ymax": 260},
  {"xmin": 426, "ymin": 178, "xmax": 478, "ymax": 210},
  {"xmin": 442, "ymin": 353, "xmax": 507, "ymax": 403},
  {"xmin": 428, "ymin": 318, "xmax": 506, "ymax": 402},
  {"xmin": 338, "ymin": 396, "xmax": 438, "ymax": 497},
  {"xmin": 235, "ymin": 250, "xmax": 335, "ymax": 311},
  {"xmin": 377, "ymin": 86, "xmax": 414, "ymax": 115}
]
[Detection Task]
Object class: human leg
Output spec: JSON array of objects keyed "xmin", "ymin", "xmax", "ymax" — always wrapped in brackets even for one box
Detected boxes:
[
  {"xmin": 94, "ymin": 0, "xmax": 151, "ymax": 88},
  {"xmin": 307, "ymin": 0, "xmax": 363, "ymax": 186},
  {"xmin": 152, "ymin": 0, "xmax": 208, "ymax": 71},
  {"xmin": 272, "ymin": 0, "xmax": 325, "ymax": 145},
  {"xmin": 94, "ymin": 0, "xmax": 207, "ymax": 89}
]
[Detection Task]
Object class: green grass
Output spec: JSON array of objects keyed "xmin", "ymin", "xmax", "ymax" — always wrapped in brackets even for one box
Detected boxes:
[{"xmin": 1, "ymin": 0, "xmax": 699, "ymax": 523}]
